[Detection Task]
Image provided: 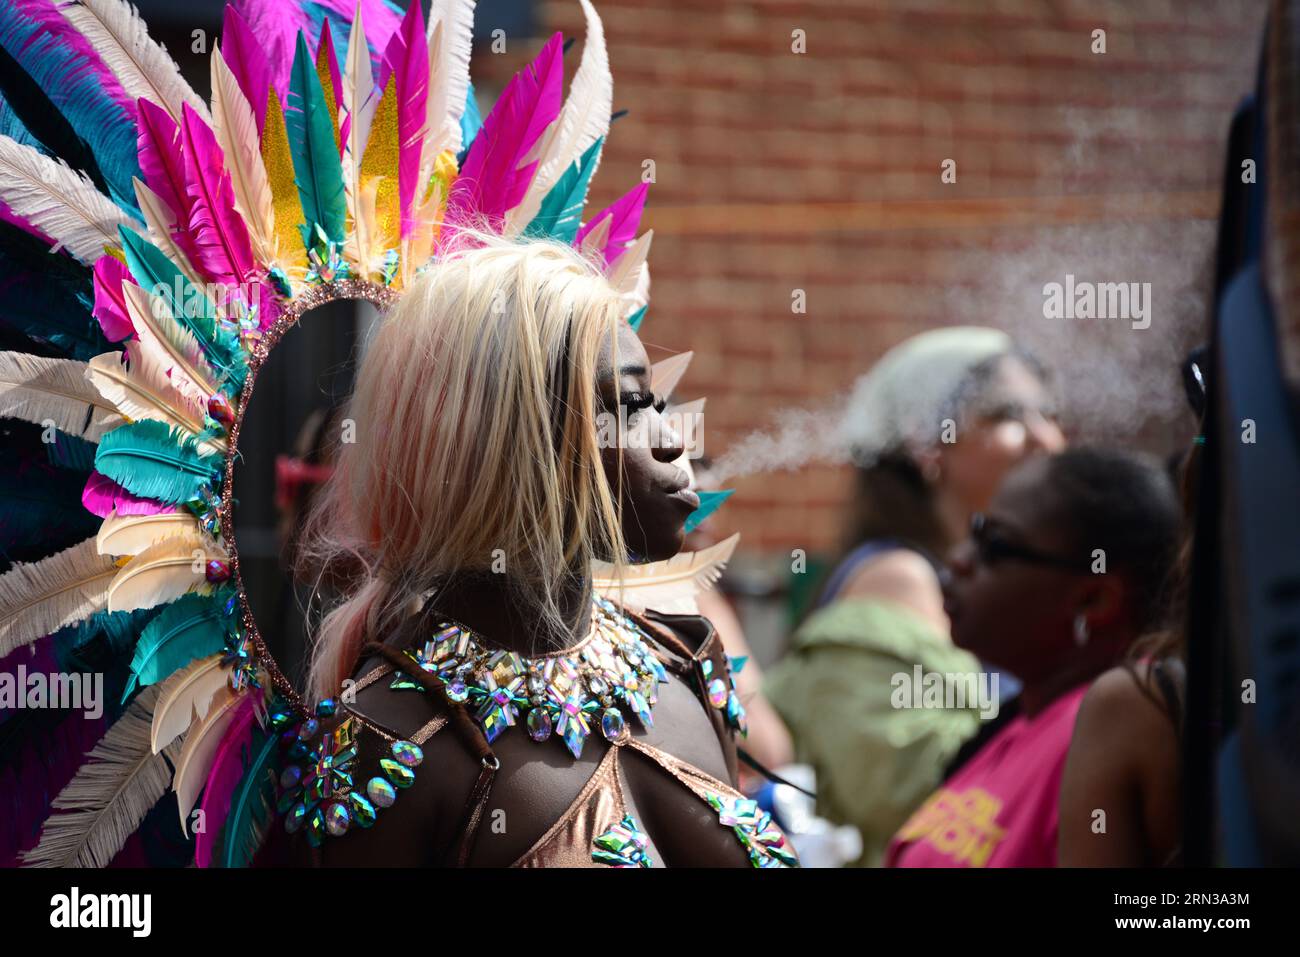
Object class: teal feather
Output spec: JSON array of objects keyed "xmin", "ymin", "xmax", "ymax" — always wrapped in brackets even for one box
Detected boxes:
[
  {"xmin": 122, "ymin": 591, "xmax": 231, "ymax": 701},
  {"xmin": 626, "ymin": 305, "xmax": 647, "ymax": 333},
  {"xmin": 524, "ymin": 137, "xmax": 603, "ymax": 244},
  {"xmin": 458, "ymin": 81, "xmax": 482, "ymax": 165},
  {"xmin": 684, "ymin": 489, "xmax": 734, "ymax": 534},
  {"xmin": 117, "ymin": 227, "xmax": 247, "ymax": 393},
  {"xmin": 93, "ymin": 419, "xmax": 222, "ymax": 505},
  {"xmin": 286, "ymin": 33, "xmax": 346, "ymax": 250},
  {"xmin": 217, "ymin": 726, "xmax": 279, "ymax": 868}
]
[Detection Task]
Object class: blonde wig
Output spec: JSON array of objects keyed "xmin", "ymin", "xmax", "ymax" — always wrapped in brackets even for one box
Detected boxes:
[{"xmin": 303, "ymin": 233, "xmax": 630, "ymax": 698}]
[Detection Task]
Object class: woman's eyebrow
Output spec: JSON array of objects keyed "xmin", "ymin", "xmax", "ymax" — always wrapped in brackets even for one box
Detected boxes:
[{"xmin": 618, "ymin": 361, "xmax": 647, "ymax": 377}]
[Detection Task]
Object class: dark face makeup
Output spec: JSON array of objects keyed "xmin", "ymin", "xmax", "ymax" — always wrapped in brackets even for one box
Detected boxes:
[
  {"xmin": 596, "ymin": 322, "xmax": 693, "ymax": 562},
  {"xmin": 941, "ymin": 455, "xmax": 1088, "ymax": 680}
]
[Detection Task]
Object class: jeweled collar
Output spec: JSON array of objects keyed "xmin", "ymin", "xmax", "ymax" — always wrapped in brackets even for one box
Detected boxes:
[{"xmin": 389, "ymin": 596, "xmax": 668, "ymax": 759}]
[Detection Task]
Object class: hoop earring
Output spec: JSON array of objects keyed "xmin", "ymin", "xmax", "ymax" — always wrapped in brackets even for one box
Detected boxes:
[{"xmin": 1072, "ymin": 614, "xmax": 1090, "ymax": 647}]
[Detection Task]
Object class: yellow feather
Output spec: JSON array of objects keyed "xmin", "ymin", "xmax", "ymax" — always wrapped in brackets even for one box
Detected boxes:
[
  {"xmin": 172, "ymin": 684, "xmax": 251, "ymax": 832},
  {"xmin": 359, "ymin": 74, "xmax": 402, "ymax": 273},
  {"xmin": 0, "ymin": 537, "xmax": 118, "ymax": 657},
  {"xmin": 316, "ymin": 39, "xmax": 341, "ymax": 156},
  {"xmin": 96, "ymin": 509, "xmax": 203, "ymax": 557},
  {"xmin": 261, "ymin": 90, "xmax": 308, "ymax": 284},
  {"xmin": 211, "ymin": 48, "xmax": 276, "ymax": 267},
  {"xmin": 86, "ymin": 346, "xmax": 225, "ymax": 455},
  {"xmin": 106, "ymin": 530, "xmax": 225, "ymax": 614},
  {"xmin": 151, "ymin": 654, "xmax": 229, "ymax": 755},
  {"xmin": 593, "ymin": 534, "xmax": 741, "ymax": 616}
]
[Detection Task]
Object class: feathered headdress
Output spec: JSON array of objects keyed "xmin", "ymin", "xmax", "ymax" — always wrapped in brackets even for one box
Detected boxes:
[{"xmin": 0, "ymin": 0, "xmax": 734, "ymax": 867}]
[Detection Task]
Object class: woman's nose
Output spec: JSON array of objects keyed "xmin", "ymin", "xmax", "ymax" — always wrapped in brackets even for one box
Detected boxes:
[
  {"xmin": 651, "ymin": 409, "xmax": 685, "ymax": 462},
  {"xmin": 1024, "ymin": 410, "xmax": 1066, "ymax": 453},
  {"xmin": 947, "ymin": 538, "xmax": 977, "ymax": 578}
]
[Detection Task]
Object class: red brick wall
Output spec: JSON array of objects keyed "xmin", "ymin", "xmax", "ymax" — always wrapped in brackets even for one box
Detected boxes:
[{"xmin": 477, "ymin": 0, "xmax": 1268, "ymax": 557}]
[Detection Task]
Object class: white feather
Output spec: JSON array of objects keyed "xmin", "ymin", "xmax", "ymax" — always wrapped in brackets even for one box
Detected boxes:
[
  {"xmin": 0, "ymin": 537, "xmax": 120, "ymax": 658},
  {"xmin": 21, "ymin": 682, "xmax": 184, "ymax": 868},
  {"xmin": 120, "ymin": 279, "xmax": 219, "ymax": 405},
  {"xmin": 505, "ymin": 0, "xmax": 611, "ymax": 234},
  {"xmin": 342, "ymin": 7, "xmax": 378, "ymax": 277},
  {"xmin": 210, "ymin": 47, "xmax": 276, "ymax": 266},
  {"xmin": 150, "ymin": 653, "xmax": 229, "ymax": 754},
  {"xmin": 593, "ymin": 534, "xmax": 740, "ymax": 616},
  {"xmin": 624, "ymin": 260, "xmax": 651, "ymax": 313},
  {"xmin": 58, "ymin": 0, "xmax": 211, "ymax": 126},
  {"xmin": 607, "ymin": 229, "xmax": 652, "ymax": 295},
  {"xmin": 0, "ymin": 351, "xmax": 123, "ymax": 440},
  {"xmin": 426, "ymin": 0, "xmax": 476, "ymax": 156},
  {"xmin": 651, "ymin": 351, "xmax": 694, "ymax": 400},
  {"xmin": 106, "ymin": 529, "xmax": 225, "ymax": 614},
  {"xmin": 172, "ymin": 684, "xmax": 244, "ymax": 832},
  {"xmin": 130, "ymin": 181, "xmax": 208, "ymax": 293},
  {"xmin": 0, "ymin": 135, "xmax": 133, "ymax": 264}
]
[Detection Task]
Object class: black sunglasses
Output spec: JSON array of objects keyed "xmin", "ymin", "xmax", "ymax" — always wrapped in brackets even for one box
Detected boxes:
[{"xmin": 969, "ymin": 513, "xmax": 1092, "ymax": 573}]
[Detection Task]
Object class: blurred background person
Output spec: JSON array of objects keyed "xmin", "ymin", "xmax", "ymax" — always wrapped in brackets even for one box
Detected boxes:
[
  {"xmin": 765, "ymin": 326, "xmax": 1065, "ymax": 866},
  {"xmin": 887, "ymin": 447, "xmax": 1180, "ymax": 867}
]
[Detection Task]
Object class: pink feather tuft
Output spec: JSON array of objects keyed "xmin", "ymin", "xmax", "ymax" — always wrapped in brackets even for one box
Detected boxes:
[
  {"xmin": 220, "ymin": 5, "xmax": 272, "ymax": 137},
  {"xmin": 444, "ymin": 33, "xmax": 566, "ymax": 236},
  {"xmin": 136, "ymin": 99, "xmax": 191, "ymax": 222},
  {"xmin": 81, "ymin": 471, "xmax": 172, "ymax": 518},
  {"xmin": 232, "ymin": 0, "xmax": 310, "ymax": 106},
  {"xmin": 577, "ymin": 182, "xmax": 651, "ymax": 268},
  {"xmin": 194, "ymin": 693, "xmax": 262, "ymax": 868},
  {"xmin": 179, "ymin": 104, "xmax": 257, "ymax": 292},
  {"xmin": 91, "ymin": 255, "xmax": 137, "ymax": 342},
  {"xmin": 382, "ymin": 2, "xmax": 428, "ymax": 238}
]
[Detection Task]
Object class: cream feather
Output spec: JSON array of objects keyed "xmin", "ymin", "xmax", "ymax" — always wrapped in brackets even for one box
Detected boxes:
[
  {"xmin": 20, "ymin": 681, "xmax": 184, "ymax": 868},
  {"xmin": 651, "ymin": 350, "xmax": 693, "ymax": 400},
  {"xmin": 426, "ymin": 0, "xmax": 476, "ymax": 156},
  {"xmin": 210, "ymin": 47, "xmax": 276, "ymax": 265},
  {"xmin": 0, "ymin": 352, "xmax": 124, "ymax": 441},
  {"xmin": 150, "ymin": 653, "xmax": 229, "ymax": 755},
  {"xmin": 172, "ymin": 684, "xmax": 248, "ymax": 833},
  {"xmin": 505, "ymin": 0, "xmax": 610, "ymax": 234},
  {"xmin": 578, "ymin": 214, "xmax": 611, "ymax": 260},
  {"xmin": 58, "ymin": 0, "xmax": 211, "ymax": 126},
  {"xmin": 624, "ymin": 260, "xmax": 651, "ymax": 312},
  {"xmin": 86, "ymin": 346, "xmax": 225, "ymax": 455},
  {"xmin": 342, "ymin": 8, "xmax": 379, "ymax": 278},
  {"xmin": 96, "ymin": 509, "xmax": 203, "ymax": 557},
  {"xmin": 0, "ymin": 537, "xmax": 120, "ymax": 658},
  {"xmin": 607, "ymin": 229, "xmax": 652, "ymax": 295},
  {"xmin": 132, "ymin": 179, "xmax": 207, "ymax": 294},
  {"xmin": 106, "ymin": 529, "xmax": 226, "ymax": 614},
  {"xmin": 593, "ymin": 534, "xmax": 740, "ymax": 616},
  {"xmin": 120, "ymin": 279, "xmax": 219, "ymax": 404},
  {"xmin": 0, "ymin": 135, "xmax": 133, "ymax": 264}
]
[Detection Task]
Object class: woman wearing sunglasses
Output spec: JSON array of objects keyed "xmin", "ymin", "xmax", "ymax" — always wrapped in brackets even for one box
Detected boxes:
[
  {"xmin": 766, "ymin": 327, "xmax": 1065, "ymax": 866},
  {"xmin": 886, "ymin": 447, "xmax": 1180, "ymax": 867}
]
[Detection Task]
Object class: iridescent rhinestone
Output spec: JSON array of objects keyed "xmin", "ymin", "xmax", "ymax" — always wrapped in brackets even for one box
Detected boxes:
[
  {"xmin": 204, "ymin": 559, "xmax": 231, "ymax": 584},
  {"xmin": 279, "ymin": 764, "xmax": 303, "ymax": 789},
  {"xmin": 601, "ymin": 707, "xmax": 625, "ymax": 741},
  {"xmin": 297, "ymin": 718, "xmax": 319, "ymax": 740},
  {"xmin": 284, "ymin": 802, "xmax": 307, "ymax": 834},
  {"xmin": 315, "ymin": 698, "xmax": 338, "ymax": 717},
  {"xmin": 707, "ymin": 678, "xmax": 728, "ymax": 709},
  {"xmin": 366, "ymin": 776, "xmax": 396, "ymax": 808},
  {"xmin": 380, "ymin": 758, "xmax": 415, "ymax": 789},
  {"xmin": 325, "ymin": 800, "xmax": 352, "ymax": 836},
  {"xmin": 446, "ymin": 678, "xmax": 468, "ymax": 702},
  {"xmin": 349, "ymin": 792, "xmax": 377, "ymax": 827},
  {"xmin": 588, "ymin": 675, "xmax": 608, "ymax": 696},
  {"xmin": 702, "ymin": 659, "xmax": 714, "ymax": 678},
  {"xmin": 306, "ymin": 806, "xmax": 326, "ymax": 847},
  {"xmin": 391, "ymin": 740, "xmax": 424, "ymax": 768},
  {"xmin": 527, "ymin": 708, "xmax": 553, "ymax": 742},
  {"xmin": 528, "ymin": 675, "xmax": 546, "ymax": 695}
]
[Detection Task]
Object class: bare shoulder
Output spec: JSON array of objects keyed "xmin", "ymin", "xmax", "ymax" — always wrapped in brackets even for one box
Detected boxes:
[{"xmin": 838, "ymin": 548, "xmax": 946, "ymax": 629}]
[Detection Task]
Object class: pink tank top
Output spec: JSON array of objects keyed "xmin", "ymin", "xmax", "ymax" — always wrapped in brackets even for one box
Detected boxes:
[{"xmin": 885, "ymin": 683, "xmax": 1089, "ymax": 868}]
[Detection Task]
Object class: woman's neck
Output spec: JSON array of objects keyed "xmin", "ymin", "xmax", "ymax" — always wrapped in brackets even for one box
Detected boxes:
[
  {"xmin": 425, "ymin": 570, "xmax": 593, "ymax": 656},
  {"xmin": 1017, "ymin": 654, "xmax": 1114, "ymax": 718}
]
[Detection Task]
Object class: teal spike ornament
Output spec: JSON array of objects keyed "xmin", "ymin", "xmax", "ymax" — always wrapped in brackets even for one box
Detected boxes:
[
  {"xmin": 626, "ymin": 304, "xmax": 647, "ymax": 332},
  {"xmin": 684, "ymin": 489, "xmax": 734, "ymax": 534},
  {"xmin": 286, "ymin": 33, "xmax": 348, "ymax": 253}
]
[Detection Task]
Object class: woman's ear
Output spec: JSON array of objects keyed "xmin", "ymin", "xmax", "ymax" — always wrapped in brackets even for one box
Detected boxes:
[
  {"xmin": 911, "ymin": 443, "xmax": 944, "ymax": 486},
  {"xmin": 1072, "ymin": 572, "xmax": 1127, "ymax": 632}
]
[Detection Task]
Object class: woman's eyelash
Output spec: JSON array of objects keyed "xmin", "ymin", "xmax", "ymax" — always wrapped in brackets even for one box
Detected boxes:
[{"xmin": 621, "ymin": 391, "xmax": 663, "ymax": 413}]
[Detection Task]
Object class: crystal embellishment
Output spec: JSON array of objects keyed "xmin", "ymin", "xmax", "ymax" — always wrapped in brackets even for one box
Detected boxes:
[{"xmin": 592, "ymin": 814, "xmax": 653, "ymax": 867}]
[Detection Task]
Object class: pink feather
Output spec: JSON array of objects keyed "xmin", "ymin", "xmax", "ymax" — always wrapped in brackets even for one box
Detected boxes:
[
  {"xmin": 91, "ymin": 255, "xmax": 136, "ymax": 342},
  {"xmin": 179, "ymin": 104, "xmax": 257, "ymax": 292},
  {"xmin": 194, "ymin": 693, "xmax": 262, "ymax": 868},
  {"xmin": 314, "ymin": 0, "xmax": 402, "ymax": 53},
  {"xmin": 381, "ymin": 2, "xmax": 428, "ymax": 238},
  {"xmin": 444, "ymin": 33, "xmax": 566, "ymax": 236},
  {"xmin": 136, "ymin": 99, "xmax": 193, "ymax": 226},
  {"xmin": 577, "ymin": 182, "xmax": 651, "ymax": 268},
  {"xmin": 9, "ymin": 0, "xmax": 136, "ymax": 116},
  {"xmin": 81, "ymin": 471, "xmax": 172, "ymax": 518},
  {"xmin": 233, "ymin": 0, "xmax": 309, "ymax": 105},
  {"xmin": 220, "ymin": 5, "xmax": 272, "ymax": 137}
]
